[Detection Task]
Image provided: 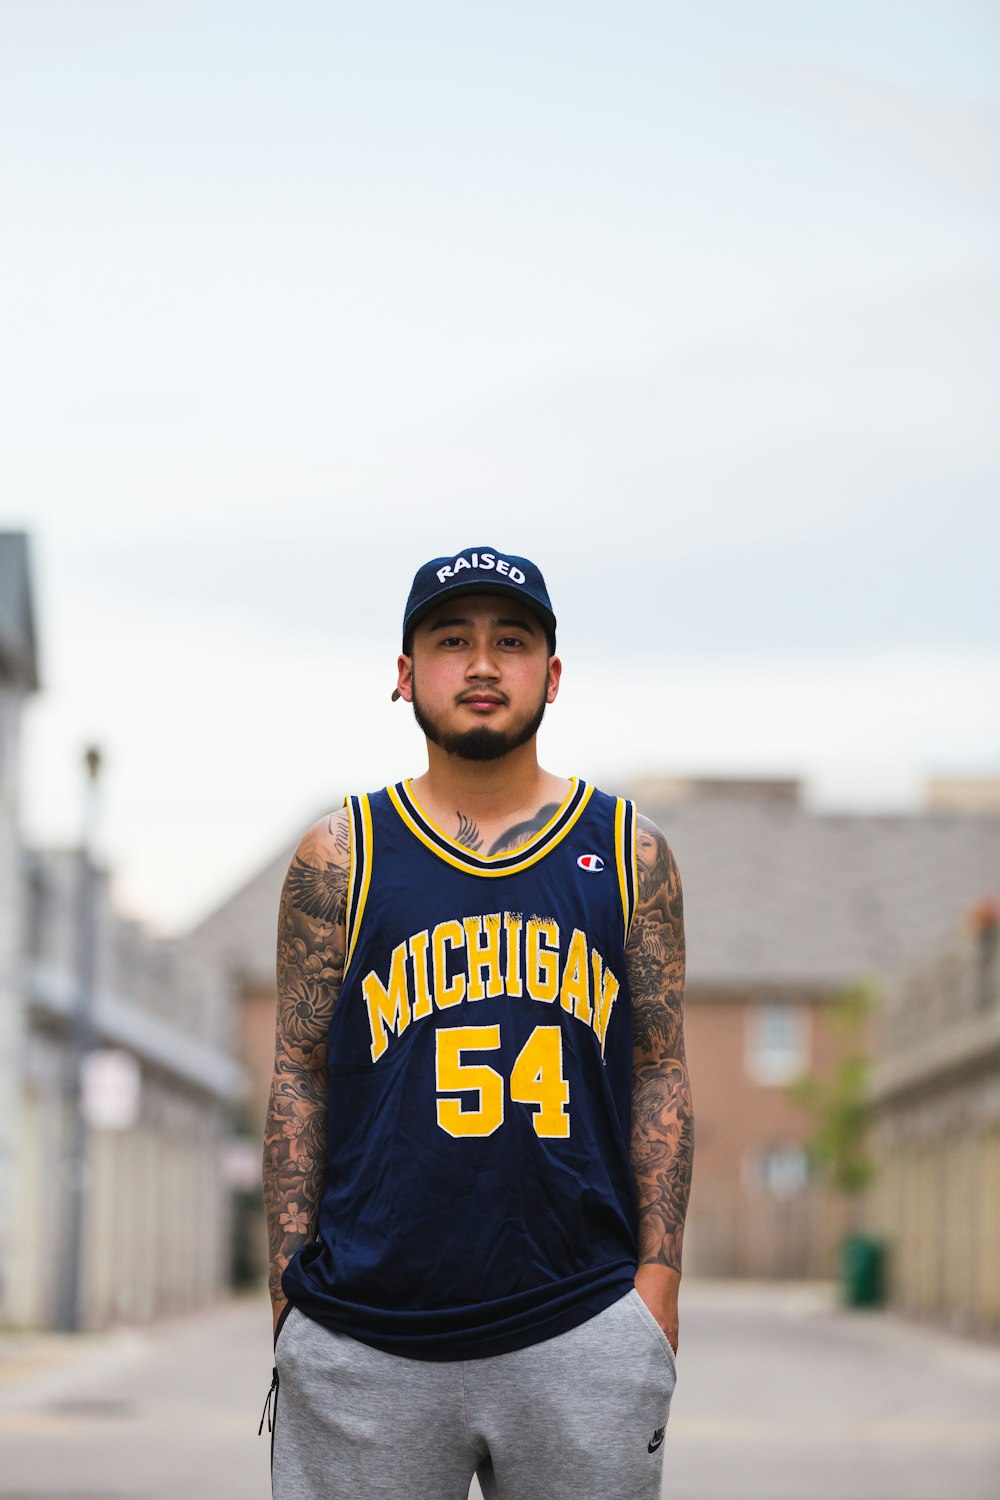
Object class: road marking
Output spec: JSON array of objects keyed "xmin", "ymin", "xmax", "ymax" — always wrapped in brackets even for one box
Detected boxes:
[{"xmin": 0, "ymin": 1344, "xmax": 81, "ymax": 1388}]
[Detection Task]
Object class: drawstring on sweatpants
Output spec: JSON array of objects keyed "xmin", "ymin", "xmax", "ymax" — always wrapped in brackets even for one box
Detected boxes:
[{"xmin": 258, "ymin": 1365, "xmax": 278, "ymax": 1436}]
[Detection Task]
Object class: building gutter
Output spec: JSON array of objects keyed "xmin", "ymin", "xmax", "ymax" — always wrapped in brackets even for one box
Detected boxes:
[
  {"xmin": 25, "ymin": 960, "xmax": 247, "ymax": 1104},
  {"xmin": 867, "ymin": 1007, "xmax": 1000, "ymax": 1106}
]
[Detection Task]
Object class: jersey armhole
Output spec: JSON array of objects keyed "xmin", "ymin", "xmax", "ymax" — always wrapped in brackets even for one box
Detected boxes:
[
  {"xmin": 614, "ymin": 797, "xmax": 639, "ymax": 944},
  {"xmin": 342, "ymin": 793, "xmax": 374, "ymax": 978}
]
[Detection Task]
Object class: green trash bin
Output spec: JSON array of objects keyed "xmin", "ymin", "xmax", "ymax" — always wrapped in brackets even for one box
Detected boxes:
[{"xmin": 841, "ymin": 1233, "xmax": 886, "ymax": 1306}]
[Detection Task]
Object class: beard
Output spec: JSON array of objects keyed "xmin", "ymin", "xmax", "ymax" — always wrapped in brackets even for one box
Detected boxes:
[{"xmin": 411, "ymin": 677, "xmax": 549, "ymax": 762}]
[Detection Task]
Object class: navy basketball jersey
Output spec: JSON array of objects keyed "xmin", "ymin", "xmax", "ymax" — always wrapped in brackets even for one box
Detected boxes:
[{"xmin": 281, "ymin": 777, "xmax": 640, "ymax": 1360}]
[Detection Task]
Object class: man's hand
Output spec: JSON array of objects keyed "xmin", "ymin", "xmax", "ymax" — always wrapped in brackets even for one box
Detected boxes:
[{"xmin": 634, "ymin": 1263, "xmax": 681, "ymax": 1356}]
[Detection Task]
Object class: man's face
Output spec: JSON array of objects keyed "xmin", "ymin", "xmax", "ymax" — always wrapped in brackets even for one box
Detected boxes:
[{"xmin": 396, "ymin": 593, "xmax": 561, "ymax": 762}]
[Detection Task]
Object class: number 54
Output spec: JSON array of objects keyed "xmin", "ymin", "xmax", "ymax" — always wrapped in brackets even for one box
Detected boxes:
[{"xmin": 435, "ymin": 1024, "xmax": 570, "ymax": 1139}]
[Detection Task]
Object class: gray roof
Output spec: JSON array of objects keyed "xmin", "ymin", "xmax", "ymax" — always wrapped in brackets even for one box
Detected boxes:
[
  {"xmin": 0, "ymin": 533, "xmax": 40, "ymax": 691},
  {"xmin": 641, "ymin": 794, "xmax": 1000, "ymax": 987},
  {"xmin": 188, "ymin": 790, "xmax": 1000, "ymax": 992},
  {"xmin": 188, "ymin": 825, "xmax": 305, "ymax": 985}
]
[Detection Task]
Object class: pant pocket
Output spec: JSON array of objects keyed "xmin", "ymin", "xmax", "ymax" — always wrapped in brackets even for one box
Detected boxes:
[
  {"xmin": 261, "ymin": 1306, "xmax": 298, "ymax": 1471},
  {"xmin": 273, "ymin": 1301, "xmax": 296, "ymax": 1355},
  {"xmin": 626, "ymin": 1288, "xmax": 678, "ymax": 1380}
]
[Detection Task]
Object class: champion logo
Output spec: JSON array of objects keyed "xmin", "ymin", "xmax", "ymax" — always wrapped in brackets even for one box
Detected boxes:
[{"xmin": 577, "ymin": 854, "xmax": 605, "ymax": 872}]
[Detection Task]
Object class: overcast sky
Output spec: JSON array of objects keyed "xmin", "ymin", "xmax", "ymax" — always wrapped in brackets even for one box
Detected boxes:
[{"xmin": 3, "ymin": 1, "xmax": 998, "ymax": 934}]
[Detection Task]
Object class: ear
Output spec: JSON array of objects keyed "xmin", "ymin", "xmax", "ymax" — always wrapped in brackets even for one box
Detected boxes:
[
  {"xmin": 545, "ymin": 654, "xmax": 562, "ymax": 704},
  {"xmin": 396, "ymin": 653, "xmax": 413, "ymax": 703}
]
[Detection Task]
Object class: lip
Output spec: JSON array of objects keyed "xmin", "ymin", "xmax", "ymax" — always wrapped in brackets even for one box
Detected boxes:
[{"xmin": 459, "ymin": 695, "xmax": 505, "ymax": 710}]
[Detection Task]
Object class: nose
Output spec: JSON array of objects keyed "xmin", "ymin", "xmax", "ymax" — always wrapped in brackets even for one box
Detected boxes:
[{"xmin": 465, "ymin": 634, "xmax": 501, "ymax": 680}]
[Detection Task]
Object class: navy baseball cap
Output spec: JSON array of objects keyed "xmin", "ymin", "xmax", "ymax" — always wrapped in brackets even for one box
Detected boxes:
[{"xmin": 401, "ymin": 545, "xmax": 557, "ymax": 653}]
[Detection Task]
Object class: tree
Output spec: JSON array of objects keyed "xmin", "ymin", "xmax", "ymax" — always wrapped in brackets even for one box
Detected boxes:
[{"xmin": 784, "ymin": 978, "xmax": 879, "ymax": 1230}]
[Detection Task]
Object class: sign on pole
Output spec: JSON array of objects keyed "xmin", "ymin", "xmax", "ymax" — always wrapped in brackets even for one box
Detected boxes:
[{"xmin": 81, "ymin": 1049, "xmax": 142, "ymax": 1130}]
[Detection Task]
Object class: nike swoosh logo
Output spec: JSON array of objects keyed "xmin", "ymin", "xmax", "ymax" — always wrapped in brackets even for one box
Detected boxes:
[{"xmin": 648, "ymin": 1429, "xmax": 665, "ymax": 1453}]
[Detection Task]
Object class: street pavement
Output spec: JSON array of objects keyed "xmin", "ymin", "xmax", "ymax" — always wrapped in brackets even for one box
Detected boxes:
[{"xmin": 0, "ymin": 1279, "xmax": 997, "ymax": 1499}]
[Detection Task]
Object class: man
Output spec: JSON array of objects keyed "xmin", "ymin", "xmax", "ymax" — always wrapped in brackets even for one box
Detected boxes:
[{"xmin": 261, "ymin": 546, "xmax": 694, "ymax": 1499}]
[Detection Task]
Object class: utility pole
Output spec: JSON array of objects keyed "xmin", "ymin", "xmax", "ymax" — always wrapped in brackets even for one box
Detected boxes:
[{"xmin": 55, "ymin": 745, "xmax": 102, "ymax": 1332}]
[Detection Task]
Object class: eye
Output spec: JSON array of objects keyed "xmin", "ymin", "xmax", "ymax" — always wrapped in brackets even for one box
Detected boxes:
[
  {"xmin": 438, "ymin": 634, "xmax": 467, "ymax": 648},
  {"xmin": 497, "ymin": 635, "xmax": 525, "ymax": 648}
]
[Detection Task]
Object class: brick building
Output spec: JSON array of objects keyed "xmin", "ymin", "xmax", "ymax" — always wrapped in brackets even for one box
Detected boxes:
[{"xmin": 636, "ymin": 775, "xmax": 1000, "ymax": 1277}]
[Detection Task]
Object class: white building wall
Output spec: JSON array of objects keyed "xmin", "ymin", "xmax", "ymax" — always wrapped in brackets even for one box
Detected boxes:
[
  {"xmin": 10, "ymin": 845, "xmax": 247, "ymax": 1331},
  {"xmin": 0, "ymin": 673, "xmax": 34, "ymax": 1326},
  {"xmin": 869, "ymin": 922, "xmax": 1000, "ymax": 1333}
]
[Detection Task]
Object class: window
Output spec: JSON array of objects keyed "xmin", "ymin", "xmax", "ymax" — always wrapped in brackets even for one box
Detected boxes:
[
  {"xmin": 749, "ymin": 1143, "xmax": 810, "ymax": 1196},
  {"xmin": 745, "ymin": 1003, "xmax": 809, "ymax": 1085}
]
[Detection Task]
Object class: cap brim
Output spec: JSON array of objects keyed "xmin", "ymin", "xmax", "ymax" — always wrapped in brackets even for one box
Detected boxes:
[{"xmin": 404, "ymin": 580, "xmax": 556, "ymax": 647}]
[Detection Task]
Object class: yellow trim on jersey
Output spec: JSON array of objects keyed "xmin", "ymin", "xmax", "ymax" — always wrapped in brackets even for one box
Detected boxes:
[
  {"xmin": 628, "ymin": 801, "xmax": 639, "ymax": 942},
  {"xmin": 403, "ymin": 777, "xmax": 578, "ymax": 861},
  {"xmin": 344, "ymin": 794, "xmax": 374, "ymax": 976},
  {"xmin": 614, "ymin": 798, "xmax": 629, "ymax": 943},
  {"xmin": 343, "ymin": 791, "xmax": 357, "ymax": 938},
  {"xmin": 614, "ymin": 797, "xmax": 639, "ymax": 944},
  {"xmin": 387, "ymin": 779, "xmax": 595, "ymax": 878}
]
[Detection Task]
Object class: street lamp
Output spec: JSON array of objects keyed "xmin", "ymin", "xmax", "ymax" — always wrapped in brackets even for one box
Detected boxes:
[{"xmin": 55, "ymin": 745, "xmax": 103, "ymax": 1332}]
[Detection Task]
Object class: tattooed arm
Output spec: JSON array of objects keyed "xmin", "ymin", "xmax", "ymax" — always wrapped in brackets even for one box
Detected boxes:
[
  {"xmin": 627, "ymin": 814, "xmax": 694, "ymax": 1356},
  {"xmin": 262, "ymin": 809, "xmax": 350, "ymax": 1342}
]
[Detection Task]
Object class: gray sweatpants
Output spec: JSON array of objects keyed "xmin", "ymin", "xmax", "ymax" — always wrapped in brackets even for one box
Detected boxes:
[{"xmin": 270, "ymin": 1288, "xmax": 677, "ymax": 1499}]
